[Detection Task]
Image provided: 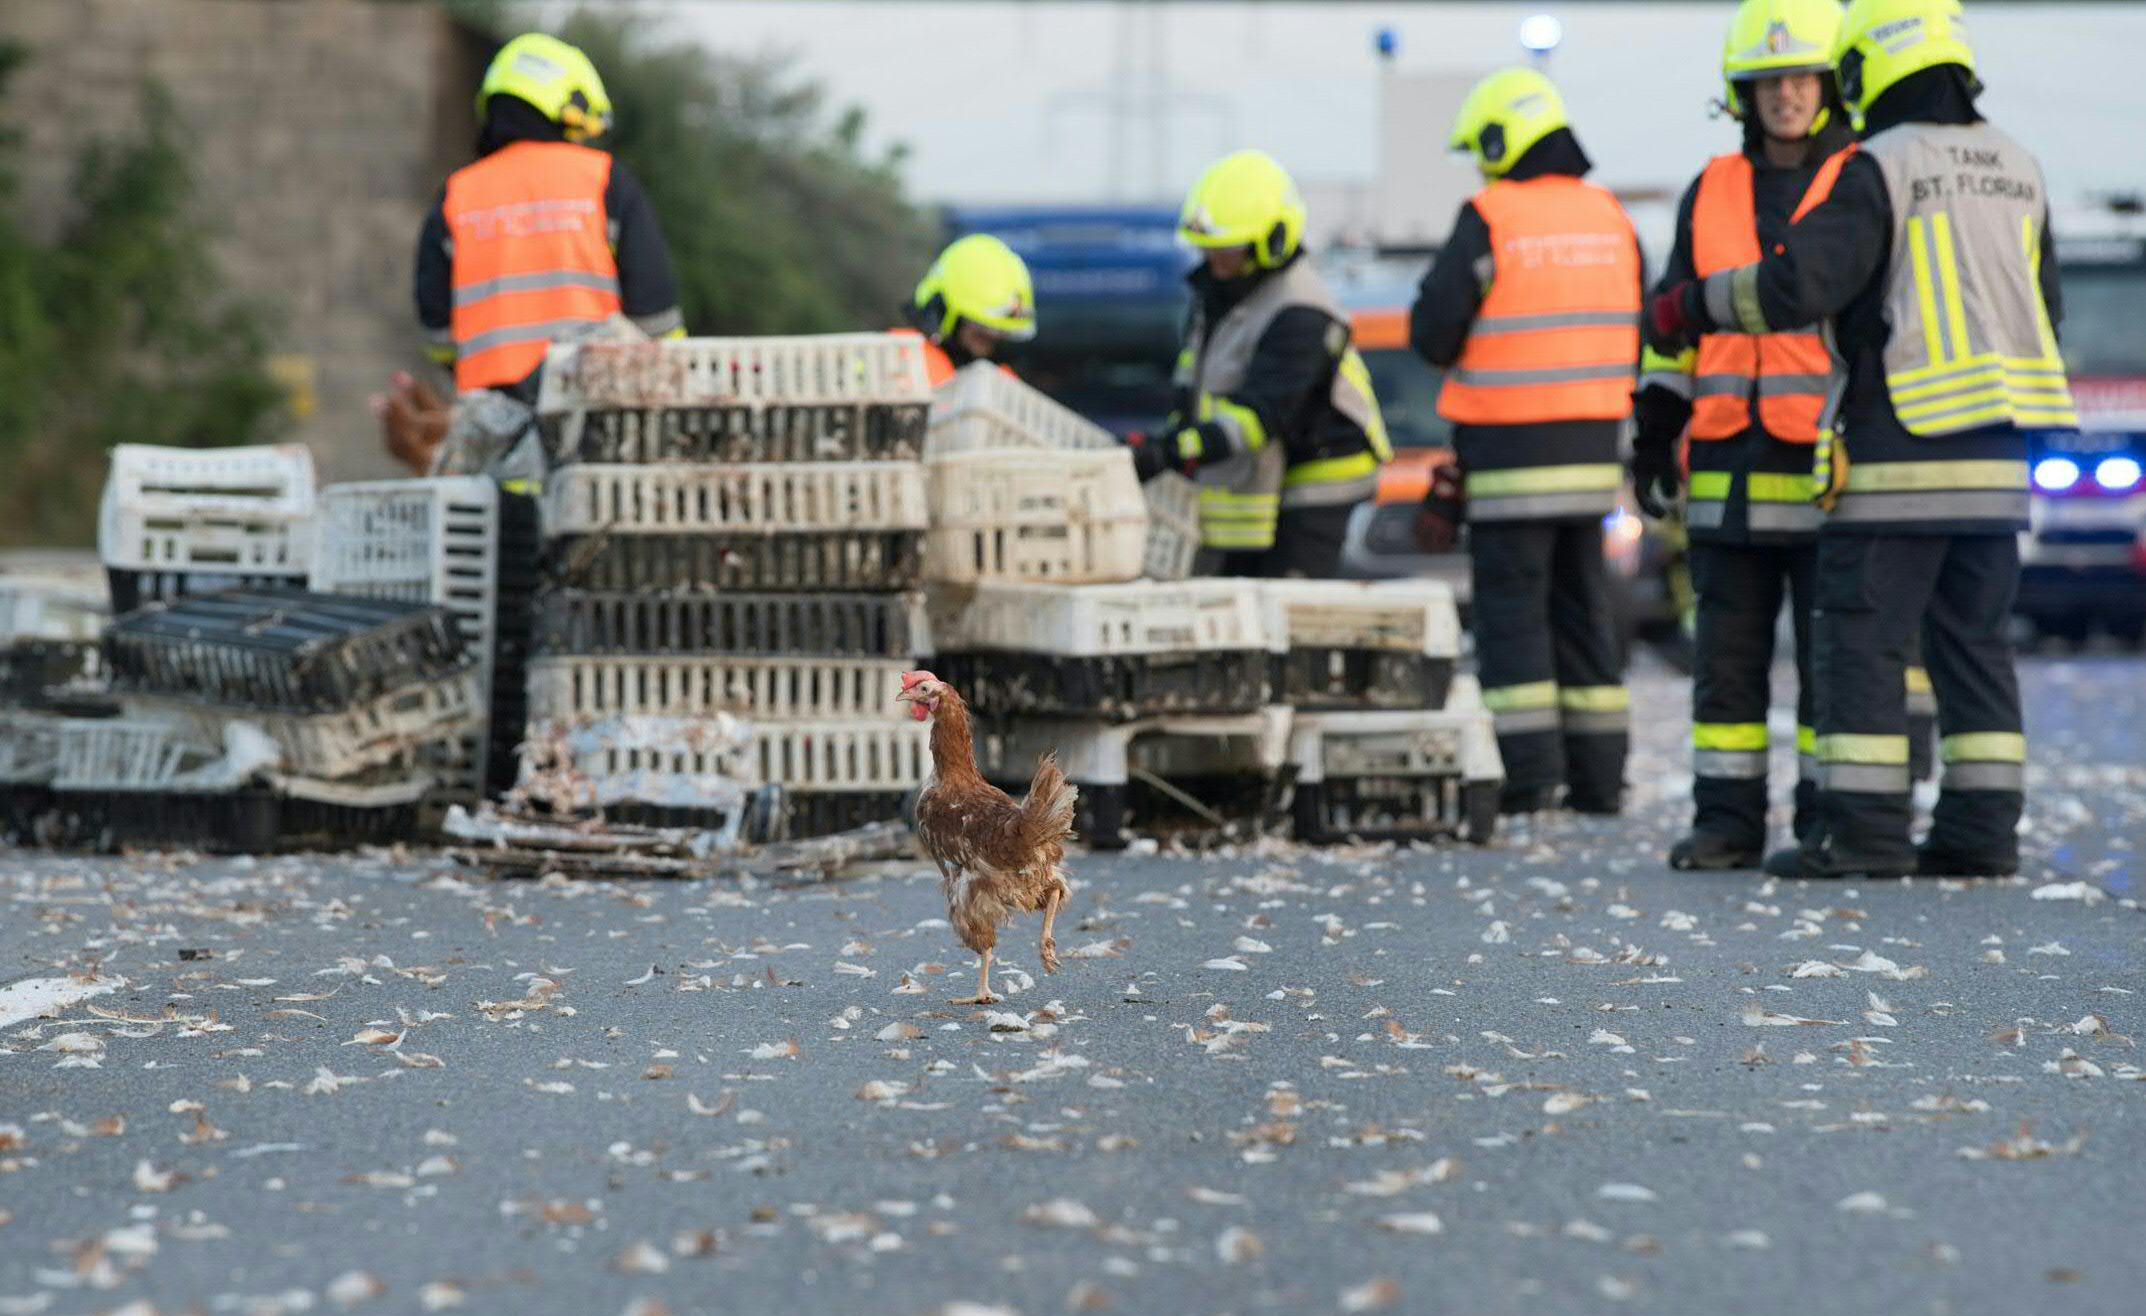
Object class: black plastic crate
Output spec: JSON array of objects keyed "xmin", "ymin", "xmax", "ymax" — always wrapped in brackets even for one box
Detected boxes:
[
  {"xmin": 986, "ymin": 775, "xmax": 1273, "ymax": 851},
  {"xmin": 928, "ymin": 650, "xmax": 1272, "ymax": 721},
  {"xmin": 103, "ymin": 588, "xmax": 469, "ymax": 713},
  {"xmin": 485, "ymin": 491, "xmax": 540, "ymax": 797},
  {"xmin": 106, "ymin": 566, "xmax": 299, "ymax": 615},
  {"xmin": 606, "ymin": 788, "xmax": 909, "ymax": 844},
  {"xmin": 542, "ymin": 400, "xmax": 930, "ymax": 465},
  {"xmin": 543, "ymin": 532, "xmax": 925, "ymax": 593},
  {"xmin": 533, "ymin": 589, "xmax": 924, "ymax": 658},
  {"xmin": 0, "ymin": 639, "xmax": 95, "ymax": 703},
  {"xmin": 1275, "ymin": 650, "xmax": 1458, "ymax": 712},
  {"xmin": 1289, "ymin": 775, "xmax": 1499, "ymax": 846},
  {"xmin": 24, "ymin": 789, "xmax": 425, "ymax": 854},
  {"xmin": 0, "ymin": 785, "xmax": 54, "ymax": 844}
]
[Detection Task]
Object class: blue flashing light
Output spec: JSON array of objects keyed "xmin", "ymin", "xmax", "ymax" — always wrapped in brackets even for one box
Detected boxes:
[
  {"xmin": 2032, "ymin": 456, "xmax": 2081, "ymax": 493},
  {"xmin": 1374, "ymin": 26, "xmax": 1399, "ymax": 59},
  {"xmin": 1519, "ymin": 14, "xmax": 1564, "ymax": 55},
  {"xmin": 2095, "ymin": 455, "xmax": 2142, "ymax": 492}
]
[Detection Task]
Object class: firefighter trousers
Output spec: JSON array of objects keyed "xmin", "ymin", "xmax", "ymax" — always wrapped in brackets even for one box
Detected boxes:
[
  {"xmin": 1469, "ymin": 519, "xmax": 1629, "ymax": 809},
  {"xmin": 1214, "ymin": 504, "xmax": 1353, "ymax": 579},
  {"xmin": 1810, "ymin": 531, "xmax": 2024, "ymax": 871},
  {"xmin": 1688, "ymin": 540, "xmax": 1817, "ymax": 848}
]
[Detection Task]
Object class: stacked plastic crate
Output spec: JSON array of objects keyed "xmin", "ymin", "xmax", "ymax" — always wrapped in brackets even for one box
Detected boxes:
[
  {"xmin": 0, "ymin": 572, "xmax": 107, "ymax": 841},
  {"xmin": 524, "ymin": 334, "xmax": 936, "ymax": 839},
  {"xmin": 98, "ymin": 444, "xmax": 315, "ymax": 612},
  {"xmin": 1256, "ymin": 579, "xmax": 1502, "ymax": 844},
  {"xmin": 72, "ymin": 589, "xmax": 482, "ymax": 850},
  {"xmin": 309, "ymin": 477, "xmax": 541, "ymax": 801},
  {"xmin": 921, "ymin": 365, "xmax": 1285, "ymax": 845}
]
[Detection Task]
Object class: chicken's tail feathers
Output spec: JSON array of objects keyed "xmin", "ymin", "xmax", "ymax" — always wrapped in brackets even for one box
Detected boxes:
[{"xmin": 1020, "ymin": 751, "xmax": 1080, "ymax": 847}]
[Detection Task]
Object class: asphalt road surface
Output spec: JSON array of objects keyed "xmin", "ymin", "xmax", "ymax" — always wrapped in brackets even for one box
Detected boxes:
[{"xmin": 3, "ymin": 658, "xmax": 2142, "ymax": 1316}]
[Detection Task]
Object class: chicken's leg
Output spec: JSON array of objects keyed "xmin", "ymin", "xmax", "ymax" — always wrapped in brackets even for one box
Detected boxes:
[
  {"xmin": 1039, "ymin": 886, "xmax": 1063, "ymax": 975},
  {"xmin": 951, "ymin": 948, "xmax": 999, "ymax": 1005}
]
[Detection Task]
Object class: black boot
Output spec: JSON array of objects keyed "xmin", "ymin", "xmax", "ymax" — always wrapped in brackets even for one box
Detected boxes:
[
  {"xmin": 1764, "ymin": 843, "xmax": 1914, "ymax": 880},
  {"xmin": 1669, "ymin": 831, "xmax": 1762, "ymax": 871},
  {"xmin": 1498, "ymin": 783, "xmax": 1560, "ymax": 816},
  {"xmin": 1915, "ymin": 846, "xmax": 2020, "ymax": 877}
]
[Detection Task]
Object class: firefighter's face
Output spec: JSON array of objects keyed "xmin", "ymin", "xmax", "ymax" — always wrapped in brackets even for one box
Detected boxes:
[
  {"xmin": 1204, "ymin": 246, "xmax": 1252, "ymax": 279},
  {"xmin": 956, "ymin": 321, "xmax": 1002, "ymax": 360},
  {"xmin": 1753, "ymin": 72, "xmax": 1822, "ymax": 143}
]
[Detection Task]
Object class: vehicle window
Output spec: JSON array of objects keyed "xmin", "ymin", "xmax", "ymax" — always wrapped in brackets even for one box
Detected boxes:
[
  {"xmin": 1361, "ymin": 347, "xmax": 1451, "ymax": 449},
  {"xmin": 2058, "ymin": 267, "xmax": 2146, "ymax": 376}
]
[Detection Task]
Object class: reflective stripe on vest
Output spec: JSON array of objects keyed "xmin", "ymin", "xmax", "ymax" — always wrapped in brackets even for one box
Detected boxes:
[
  {"xmin": 1687, "ymin": 150, "xmax": 1850, "ymax": 444},
  {"xmin": 1463, "ymin": 462, "xmax": 1624, "ymax": 521},
  {"xmin": 1860, "ymin": 123, "xmax": 2078, "ymax": 438},
  {"xmin": 444, "ymin": 141, "xmax": 622, "ymax": 391},
  {"xmin": 1437, "ymin": 177, "xmax": 1641, "ymax": 426},
  {"xmin": 1181, "ymin": 260, "xmax": 1387, "ymax": 550}
]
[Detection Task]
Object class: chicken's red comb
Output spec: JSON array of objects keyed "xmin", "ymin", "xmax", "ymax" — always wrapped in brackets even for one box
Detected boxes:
[{"xmin": 899, "ymin": 670, "xmax": 938, "ymax": 690}]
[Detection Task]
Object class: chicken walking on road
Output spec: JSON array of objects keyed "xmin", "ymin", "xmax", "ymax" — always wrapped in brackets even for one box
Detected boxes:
[{"xmin": 896, "ymin": 671, "xmax": 1079, "ymax": 1005}]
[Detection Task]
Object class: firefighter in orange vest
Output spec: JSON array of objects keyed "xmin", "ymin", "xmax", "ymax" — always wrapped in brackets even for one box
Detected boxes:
[
  {"xmin": 413, "ymin": 34, "xmax": 683, "ymax": 401},
  {"xmin": 1632, "ymin": 0, "xmax": 1859, "ymax": 868},
  {"xmin": 897, "ymin": 234, "xmax": 1037, "ymax": 385},
  {"xmin": 1410, "ymin": 69, "xmax": 1642, "ymax": 815}
]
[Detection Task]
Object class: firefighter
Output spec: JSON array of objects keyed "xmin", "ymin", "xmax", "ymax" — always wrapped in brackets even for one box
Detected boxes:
[
  {"xmin": 414, "ymin": 33, "xmax": 683, "ymax": 401},
  {"xmin": 1646, "ymin": 0, "xmax": 2071, "ymax": 878},
  {"xmin": 1410, "ymin": 69, "xmax": 1642, "ymax": 815},
  {"xmin": 900, "ymin": 234, "xmax": 1037, "ymax": 385},
  {"xmin": 1131, "ymin": 149, "xmax": 1392, "ymax": 579},
  {"xmin": 1632, "ymin": 0, "xmax": 1858, "ymax": 868}
]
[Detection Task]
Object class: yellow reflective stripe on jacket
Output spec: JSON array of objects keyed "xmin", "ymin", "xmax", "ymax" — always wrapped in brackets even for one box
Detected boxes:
[
  {"xmin": 1746, "ymin": 471, "xmax": 1816, "ymax": 502},
  {"xmin": 1482, "ymin": 680, "xmax": 1558, "ymax": 712},
  {"xmin": 1198, "ymin": 394, "xmax": 1268, "ymax": 453},
  {"xmin": 1198, "ymin": 489, "xmax": 1279, "ymax": 549},
  {"xmin": 1335, "ymin": 348, "xmax": 1394, "ymax": 463},
  {"xmin": 1638, "ymin": 344, "xmax": 1696, "ymax": 399},
  {"xmin": 1816, "ymin": 733, "xmax": 1909, "ymax": 765},
  {"xmin": 1283, "ymin": 451, "xmax": 1379, "ymax": 488},
  {"xmin": 1694, "ymin": 722, "xmax": 1768, "ymax": 751},
  {"xmin": 1795, "ymin": 725, "xmax": 1817, "ymax": 755},
  {"xmin": 1942, "ymin": 732, "xmax": 2024, "ymax": 762},
  {"xmin": 1843, "ymin": 460, "xmax": 2028, "ymax": 493},
  {"xmin": 1466, "ymin": 463, "xmax": 1624, "ymax": 498},
  {"xmin": 1689, "ymin": 471, "xmax": 1731, "ymax": 501},
  {"xmin": 1904, "ymin": 665, "xmax": 1932, "ymax": 695},
  {"xmin": 1559, "ymin": 685, "xmax": 1629, "ymax": 712}
]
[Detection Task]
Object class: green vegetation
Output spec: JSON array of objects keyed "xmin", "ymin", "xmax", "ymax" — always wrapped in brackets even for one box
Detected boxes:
[
  {"xmin": 0, "ymin": 45, "xmax": 284, "ymax": 548},
  {"xmin": 554, "ymin": 11, "xmax": 937, "ymax": 336}
]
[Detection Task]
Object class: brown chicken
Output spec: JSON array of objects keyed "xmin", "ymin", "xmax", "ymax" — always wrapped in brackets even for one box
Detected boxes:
[
  {"xmin": 371, "ymin": 370, "xmax": 451, "ymax": 475},
  {"xmin": 896, "ymin": 671, "xmax": 1078, "ymax": 1004}
]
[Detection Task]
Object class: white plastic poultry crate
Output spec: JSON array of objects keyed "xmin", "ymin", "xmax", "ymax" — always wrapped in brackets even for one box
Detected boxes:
[
  {"xmin": 1257, "ymin": 578, "xmax": 1464, "ymax": 710},
  {"xmin": 98, "ymin": 444, "xmax": 316, "ymax": 575},
  {"xmin": 1285, "ymin": 698, "xmax": 1504, "ymax": 844},
  {"xmin": 0, "ymin": 580, "xmax": 107, "ymax": 644},
  {"xmin": 925, "ymin": 362, "xmax": 1121, "ymax": 457},
  {"xmin": 526, "ymin": 656, "xmax": 912, "ymax": 724},
  {"xmin": 523, "ymin": 715, "xmax": 931, "ymax": 794},
  {"xmin": 49, "ymin": 720, "xmax": 196, "ymax": 790},
  {"xmin": 131, "ymin": 670, "xmax": 485, "ymax": 782},
  {"xmin": 543, "ymin": 462, "xmax": 930, "ymax": 536},
  {"xmin": 0, "ymin": 711, "xmax": 61, "ymax": 784},
  {"xmin": 924, "ymin": 448, "xmax": 1148, "ymax": 584},
  {"xmin": 312, "ymin": 478, "xmax": 500, "ymax": 657},
  {"xmin": 536, "ymin": 333, "xmax": 933, "ymax": 414},
  {"xmin": 926, "ymin": 578, "xmax": 1273, "ymax": 656},
  {"xmin": 1141, "ymin": 472, "xmax": 1200, "ymax": 581}
]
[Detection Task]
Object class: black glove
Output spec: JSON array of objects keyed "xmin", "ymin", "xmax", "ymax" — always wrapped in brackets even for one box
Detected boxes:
[
  {"xmin": 1629, "ymin": 431, "xmax": 1682, "ymax": 519},
  {"xmin": 1413, "ymin": 460, "xmax": 1465, "ymax": 554},
  {"xmin": 1127, "ymin": 428, "xmax": 1203, "ymax": 483},
  {"xmin": 1644, "ymin": 281, "xmax": 1708, "ymax": 356}
]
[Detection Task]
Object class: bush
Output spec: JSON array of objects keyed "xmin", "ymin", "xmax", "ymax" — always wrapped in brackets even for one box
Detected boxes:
[{"xmin": 0, "ymin": 46, "xmax": 284, "ymax": 548}]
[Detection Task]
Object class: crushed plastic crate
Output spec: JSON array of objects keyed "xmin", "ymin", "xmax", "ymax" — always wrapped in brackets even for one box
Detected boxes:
[
  {"xmin": 1141, "ymin": 472, "xmax": 1200, "ymax": 581},
  {"xmin": 977, "ymin": 708, "xmax": 1293, "ymax": 849},
  {"xmin": 607, "ymin": 789, "xmax": 910, "ymax": 844},
  {"xmin": 543, "ymin": 531, "xmax": 926, "ymax": 593},
  {"xmin": 1, "ymin": 640, "xmax": 96, "ymax": 706},
  {"xmin": 925, "ymin": 362, "xmax": 1121, "ymax": 457},
  {"xmin": 536, "ymin": 333, "xmax": 932, "ymax": 414},
  {"xmin": 543, "ymin": 462, "xmax": 929, "ymax": 536},
  {"xmin": 924, "ymin": 448, "xmax": 1147, "ymax": 585},
  {"xmin": 98, "ymin": 443, "xmax": 315, "ymax": 578},
  {"xmin": 31, "ymin": 780, "xmax": 427, "ymax": 855},
  {"xmin": 0, "ymin": 710, "xmax": 62, "ymax": 784},
  {"xmin": 103, "ymin": 588, "xmax": 468, "ymax": 714},
  {"xmin": 1284, "ymin": 696, "xmax": 1504, "ymax": 846},
  {"xmin": 527, "ymin": 656, "xmax": 910, "ymax": 724},
  {"xmin": 1257, "ymin": 579, "xmax": 1463, "ymax": 711},
  {"xmin": 533, "ymin": 590, "xmax": 927, "ymax": 659},
  {"xmin": 130, "ymin": 668, "xmax": 485, "ymax": 781},
  {"xmin": 0, "ymin": 577, "xmax": 106, "ymax": 643},
  {"xmin": 925, "ymin": 579, "xmax": 1275, "ymax": 719},
  {"xmin": 106, "ymin": 567, "xmax": 298, "ymax": 615}
]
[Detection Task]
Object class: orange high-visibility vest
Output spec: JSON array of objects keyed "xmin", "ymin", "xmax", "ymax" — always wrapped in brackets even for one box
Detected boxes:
[
  {"xmin": 1436, "ymin": 176, "xmax": 1641, "ymax": 425},
  {"xmin": 1687, "ymin": 147, "xmax": 1853, "ymax": 443},
  {"xmin": 444, "ymin": 141, "xmax": 623, "ymax": 391},
  {"xmin": 890, "ymin": 327, "xmax": 957, "ymax": 386}
]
